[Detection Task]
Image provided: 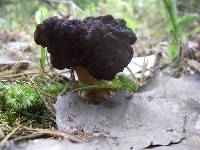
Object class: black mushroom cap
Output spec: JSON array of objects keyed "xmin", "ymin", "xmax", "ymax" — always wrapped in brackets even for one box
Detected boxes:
[{"xmin": 34, "ymin": 15, "xmax": 137, "ymax": 80}]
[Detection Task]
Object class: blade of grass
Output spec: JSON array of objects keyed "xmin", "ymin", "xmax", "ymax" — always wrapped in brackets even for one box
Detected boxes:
[
  {"xmin": 40, "ymin": 46, "xmax": 46, "ymax": 70},
  {"xmin": 163, "ymin": 0, "xmax": 179, "ymax": 44},
  {"xmin": 163, "ymin": 0, "xmax": 181, "ymax": 64}
]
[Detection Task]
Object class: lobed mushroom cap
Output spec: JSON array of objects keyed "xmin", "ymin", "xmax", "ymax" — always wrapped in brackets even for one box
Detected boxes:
[{"xmin": 34, "ymin": 15, "xmax": 137, "ymax": 80}]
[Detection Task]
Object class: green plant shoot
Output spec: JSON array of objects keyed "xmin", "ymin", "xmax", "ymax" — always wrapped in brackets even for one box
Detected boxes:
[
  {"xmin": 40, "ymin": 46, "xmax": 46, "ymax": 70},
  {"xmin": 163, "ymin": 0, "xmax": 198, "ymax": 63}
]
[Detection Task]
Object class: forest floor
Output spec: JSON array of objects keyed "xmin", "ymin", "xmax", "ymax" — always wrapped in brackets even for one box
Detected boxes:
[{"xmin": 0, "ymin": 29, "xmax": 200, "ymax": 150}]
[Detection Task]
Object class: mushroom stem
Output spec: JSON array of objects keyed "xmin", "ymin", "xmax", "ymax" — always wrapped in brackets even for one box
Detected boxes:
[{"xmin": 74, "ymin": 66, "xmax": 110, "ymax": 103}]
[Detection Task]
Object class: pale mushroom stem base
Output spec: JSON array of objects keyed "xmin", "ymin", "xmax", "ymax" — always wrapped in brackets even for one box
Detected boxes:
[{"xmin": 75, "ymin": 66, "xmax": 110, "ymax": 103}]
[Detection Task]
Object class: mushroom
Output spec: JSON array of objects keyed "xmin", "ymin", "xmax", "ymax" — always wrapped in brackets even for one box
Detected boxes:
[{"xmin": 34, "ymin": 15, "xmax": 137, "ymax": 103}]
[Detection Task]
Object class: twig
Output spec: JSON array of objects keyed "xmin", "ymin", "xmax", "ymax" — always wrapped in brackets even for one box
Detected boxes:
[
  {"xmin": 12, "ymin": 133, "xmax": 50, "ymax": 143},
  {"xmin": 22, "ymin": 126, "xmax": 85, "ymax": 143},
  {"xmin": 50, "ymin": 0, "xmax": 89, "ymax": 16},
  {"xmin": 46, "ymin": 51, "xmax": 57, "ymax": 78},
  {"xmin": 31, "ymin": 82, "xmax": 57, "ymax": 99},
  {"xmin": 40, "ymin": 64, "xmax": 54, "ymax": 80},
  {"xmin": 141, "ymin": 58, "xmax": 148, "ymax": 81},
  {"xmin": 131, "ymin": 60, "xmax": 154, "ymax": 72},
  {"xmin": 21, "ymin": 112, "xmax": 55, "ymax": 123},
  {"xmin": 23, "ymin": 73, "xmax": 55, "ymax": 116},
  {"xmin": 39, "ymin": 0, "xmax": 64, "ymax": 16},
  {"xmin": 0, "ymin": 125, "xmax": 21, "ymax": 148},
  {"xmin": 0, "ymin": 69, "xmax": 53, "ymax": 80},
  {"xmin": 126, "ymin": 66, "xmax": 139, "ymax": 87},
  {"xmin": 69, "ymin": 68, "xmax": 76, "ymax": 90}
]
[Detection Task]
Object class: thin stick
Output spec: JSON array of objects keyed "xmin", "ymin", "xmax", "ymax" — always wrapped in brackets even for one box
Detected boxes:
[
  {"xmin": 23, "ymin": 73, "xmax": 55, "ymax": 116},
  {"xmin": 12, "ymin": 133, "xmax": 50, "ymax": 142},
  {"xmin": 40, "ymin": 0, "xmax": 64, "ymax": 16},
  {"xmin": 131, "ymin": 60, "xmax": 153, "ymax": 71},
  {"xmin": 69, "ymin": 68, "xmax": 76, "ymax": 90},
  {"xmin": 46, "ymin": 51, "xmax": 56, "ymax": 78},
  {"xmin": 141, "ymin": 58, "xmax": 148, "ymax": 82},
  {"xmin": 0, "ymin": 69, "xmax": 52, "ymax": 80},
  {"xmin": 0, "ymin": 125, "xmax": 21, "ymax": 148},
  {"xmin": 126, "ymin": 66, "xmax": 139, "ymax": 87},
  {"xmin": 22, "ymin": 126, "xmax": 85, "ymax": 143},
  {"xmin": 50, "ymin": 0, "xmax": 89, "ymax": 16}
]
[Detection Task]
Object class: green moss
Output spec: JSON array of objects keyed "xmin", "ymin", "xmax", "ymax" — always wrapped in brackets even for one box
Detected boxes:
[
  {"xmin": 43, "ymin": 82, "xmax": 65, "ymax": 95},
  {"xmin": 0, "ymin": 79, "xmax": 66, "ymax": 128},
  {"xmin": 117, "ymin": 74, "xmax": 137, "ymax": 92},
  {"xmin": 0, "ymin": 83, "xmax": 39, "ymax": 111},
  {"xmin": 6, "ymin": 84, "xmax": 39, "ymax": 110},
  {"xmin": 0, "ymin": 111, "xmax": 18, "ymax": 126}
]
